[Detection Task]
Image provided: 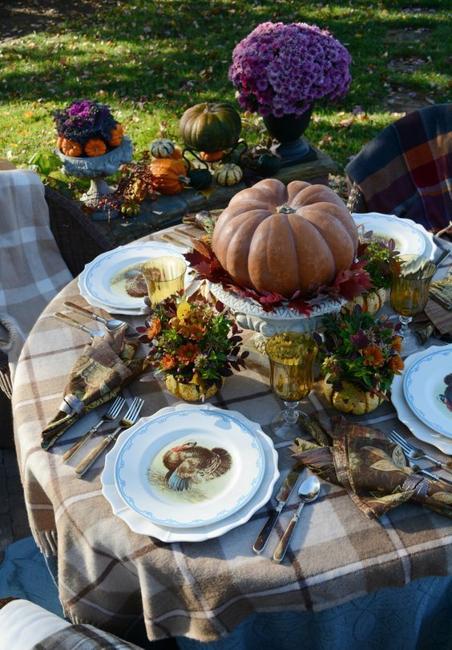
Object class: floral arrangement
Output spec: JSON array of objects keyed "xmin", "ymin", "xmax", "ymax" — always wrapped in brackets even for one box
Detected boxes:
[
  {"xmin": 357, "ymin": 237, "xmax": 399, "ymax": 290},
  {"xmin": 320, "ymin": 306, "xmax": 404, "ymax": 396},
  {"xmin": 54, "ymin": 99, "xmax": 124, "ymax": 158},
  {"xmin": 229, "ymin": 22, "xmax": 352, "ymax": 117},
  {"xmin": 138, "ymin": 294, "xmax": 248, "ymax": 400}
]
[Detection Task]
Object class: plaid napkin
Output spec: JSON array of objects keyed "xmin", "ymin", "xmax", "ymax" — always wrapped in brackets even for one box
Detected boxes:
[
  {"xmin": 292, "ymin": 417, "xmax": 452, "ymax": 520},
  {"xmin": 42, "ymin": 328, "xmax": 143, "ymax": 449}
]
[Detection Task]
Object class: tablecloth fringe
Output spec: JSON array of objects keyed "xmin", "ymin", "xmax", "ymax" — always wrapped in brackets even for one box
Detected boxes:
[{"xmin": 33, "ymin": 527, "xmax": 58, "ymax": 556}]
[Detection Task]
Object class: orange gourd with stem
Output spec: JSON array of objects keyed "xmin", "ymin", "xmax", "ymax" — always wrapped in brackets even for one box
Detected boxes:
[
  {"xmin": 85, "ymin": 139, "xmax": 107, "ymax": 157},
  {"xmin": 109, "ymin": 123, "xmax": 124, "ymax": 147},
  {"xmin": 150, "ymin": 157, "xmax": 188, "ymax": 195},
  {"xmin": 60, "ymin": 138, "xmax": 83, "ymax": 157}
]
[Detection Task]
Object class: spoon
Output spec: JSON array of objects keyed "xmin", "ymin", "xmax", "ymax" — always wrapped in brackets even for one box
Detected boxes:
[
  {"xmin": 273, "ymin": 474, "xmax": 321, "ymax": 563},
  {"xmin": 64, "ymin": 301, "xmax": 138, "ymax": 336}
]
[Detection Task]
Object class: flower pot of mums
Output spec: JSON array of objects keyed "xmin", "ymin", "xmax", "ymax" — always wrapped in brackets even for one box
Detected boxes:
[
  {"xmin": 138, "ymin": 294, "xmax": 248, "ymax": 403},
  {"xmin": 320, "ymin": 306, "xmax": 404, "ymax": 415},
  {"xmin": 229, "ymin": 22, "xmax": 351, "ymax": 166},
  {"xmin": 54, "ymin": 99, "xmax": 133, "ymax": 210}
]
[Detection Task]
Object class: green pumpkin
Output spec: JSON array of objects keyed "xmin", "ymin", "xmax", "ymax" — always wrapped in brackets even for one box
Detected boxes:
[
  {"xmin": 150, "ymin": 138, "xmax": 175, "ymax": 158},
  {"xmin": 214, "ymin": 163, "xmax": 243, "ymax": 187},
  {"xmin": 188, "ymin": 168, "xmax": 213, "ymax": 190},
  {"xmin": 179, "ymin": 102, "xmax": 242, "ymax": 153}
]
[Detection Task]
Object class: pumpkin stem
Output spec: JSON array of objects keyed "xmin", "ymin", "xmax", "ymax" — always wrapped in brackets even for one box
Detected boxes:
[{"xmin": 277, "ymin": 204, "xmax": 296, "ymax": 214}]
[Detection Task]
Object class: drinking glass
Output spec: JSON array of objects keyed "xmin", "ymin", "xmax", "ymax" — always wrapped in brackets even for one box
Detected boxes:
[
  {"xmin": 266, "ymin": 332, "xmax": 318, "ymax": 440},
  {"xmin": 142, "ymin": 256, "xmax": 187, "ymax": 306},
  {"xmin": 390, "ymin": 254, "xmax": 436, "ymax": 355}
]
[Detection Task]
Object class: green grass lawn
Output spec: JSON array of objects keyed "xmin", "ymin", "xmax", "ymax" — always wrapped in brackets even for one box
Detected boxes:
[{"xmin": 0, "ymin": 0, "xmax": 450, "ymax": 185}]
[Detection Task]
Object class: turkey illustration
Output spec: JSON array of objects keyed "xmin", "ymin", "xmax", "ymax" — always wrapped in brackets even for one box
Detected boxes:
[{"xmin": 163, "ymin": 441, "xmax": 232, "ymax": 492}]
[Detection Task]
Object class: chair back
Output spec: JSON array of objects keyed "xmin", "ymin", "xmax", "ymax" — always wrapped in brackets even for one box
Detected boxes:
[{"xmin": 346, "ymin": 104, "xmax": 452, "ymax": 232}]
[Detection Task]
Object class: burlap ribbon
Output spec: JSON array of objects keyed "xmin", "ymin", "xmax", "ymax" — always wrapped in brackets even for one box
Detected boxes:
[
  {"xmin": 42, "ymin": 328, "xmax": 144, "ymax": 449},
  {"xmin": 292, "ymin": 417, "xmax": 452, "ymax": 519}
]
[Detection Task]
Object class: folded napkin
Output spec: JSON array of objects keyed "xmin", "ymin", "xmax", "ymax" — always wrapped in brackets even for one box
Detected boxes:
[
  {"xmin": 42, "ymin": 328, "xmax": 144, "ymax": 449},
  {"xmin": 430, "ymin": 275, "xmax": 452, "ymax": 311},
  {"xmin": 292, "ymin": 417, "xmax": 452, "ymax": 520}
]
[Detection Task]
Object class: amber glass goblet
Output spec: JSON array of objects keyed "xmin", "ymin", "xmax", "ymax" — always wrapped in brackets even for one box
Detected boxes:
[
  {"xmin": 390, "ymin": 254, "xmax": 436, "ymax": 355},
  {"xmin": 266, "ymin": 332, "xmax": 318, "ymax": 440},
  {"xmin": 142, "ymin": 256, "xmax": 186, "ymax": 306}
]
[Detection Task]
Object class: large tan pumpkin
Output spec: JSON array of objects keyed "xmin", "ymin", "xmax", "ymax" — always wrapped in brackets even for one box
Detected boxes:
[{"xmin": 211, "ymin": 178, "xmax": 358, "ymax": 297}]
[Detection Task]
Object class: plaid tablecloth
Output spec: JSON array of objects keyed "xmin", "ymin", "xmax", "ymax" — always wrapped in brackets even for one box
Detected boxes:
[{"xmin": 11, "ymin": 225, "xmax": 452, "ymax": 643}]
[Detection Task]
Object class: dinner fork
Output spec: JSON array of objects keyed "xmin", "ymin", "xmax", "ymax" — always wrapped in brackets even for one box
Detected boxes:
[
  {"xmin": 63, "ymin": 395, "xmax": 126, "ymax": 462},
  {"xmin": 388, "ymin": 430, "xmax": 452, "ymax": 471},
  {"xmin": 75, "ymin": 397, "xmax": 144, "ymax": 477}
]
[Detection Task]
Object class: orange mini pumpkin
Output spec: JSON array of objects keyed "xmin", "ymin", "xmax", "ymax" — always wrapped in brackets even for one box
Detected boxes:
[
  {"xmin": 150, "ymin": 157, "xmax": 188, "ymax": 195},
  {"xmin": 200, "ymin": 150, "xmax": 224, "ymax": 162},
  {"xmin": 60, "ymin": 138, "xmax": 82, "ymax": 157},
  {"xmin": 85, "ymin": 138, "xmax": 107, "ymax": 157},
  {"xmin": 109, "ymin": 123, "xmax": 124, "ymax": 147}
]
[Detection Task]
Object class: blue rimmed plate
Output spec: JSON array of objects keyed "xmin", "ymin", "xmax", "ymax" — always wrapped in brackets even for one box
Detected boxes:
[
  {"xmin": 113, "ymin": 405, "xmax": 265, "ymax": 528},
  {"xmin": 403, "ymin": 345, "xmax": 452, "ymax": 438}
]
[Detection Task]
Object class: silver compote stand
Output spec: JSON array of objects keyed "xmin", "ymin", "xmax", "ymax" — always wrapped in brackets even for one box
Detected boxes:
[
  {"xmin": 56, "ymin": 136, "xmax": 133, "ymax": 211},
  {"xmin": 209, "ymin": 282, "xmax": 345, "ymax": 352}
]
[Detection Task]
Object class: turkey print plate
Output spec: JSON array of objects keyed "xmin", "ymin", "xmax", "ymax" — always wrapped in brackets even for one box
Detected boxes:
[{"xmin": 114, "ymin": 405, "xmax": 265, "ymax": 528}]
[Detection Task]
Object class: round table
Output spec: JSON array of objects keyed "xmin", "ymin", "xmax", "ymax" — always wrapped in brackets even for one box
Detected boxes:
[{"xmin": 11, "ymin": 225, "xmax": 452, "ymax": 647}]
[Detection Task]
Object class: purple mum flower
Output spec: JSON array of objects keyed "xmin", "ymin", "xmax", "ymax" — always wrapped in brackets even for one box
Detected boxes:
[{"xmin": 229, "ymin": 22, "xmax": 352, "ymax": 117}]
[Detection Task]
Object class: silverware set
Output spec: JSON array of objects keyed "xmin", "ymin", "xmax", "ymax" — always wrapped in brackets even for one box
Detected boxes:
[
  {"xmin": 52, "ymin": 302, "xmax": 137, "ymax": 338},
  {"xmin": 253, "ymin": 471, "xmax": 321, "ymax": 563},
  {"xmin": 62, "ymin": 396, "xmax": 144, "ymax": 478},
  {"xmin": 388, "ymin": 430, "xmax": 452, "ymax": 486}
]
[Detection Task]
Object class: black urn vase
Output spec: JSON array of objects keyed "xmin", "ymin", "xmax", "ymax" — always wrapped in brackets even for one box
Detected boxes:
[{"xmin": 263, "ymin": 107, "xmax": 315, "ymax": 167}]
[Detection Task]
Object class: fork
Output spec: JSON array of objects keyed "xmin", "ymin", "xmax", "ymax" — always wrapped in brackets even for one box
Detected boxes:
[
  {"xmin": 388, "ymin": 430, "xmax": 451, "ymax": 471},
  {"xmin": 75, "ymin": 397, "xmax": 144, "ymax": 477},
  {"xmin": 63, "ymin": 395, "xmax": 126, "ymax": 462},
  {"xmin": 53, "ymin": 312, "xmax": 101, "ymax": 338}
]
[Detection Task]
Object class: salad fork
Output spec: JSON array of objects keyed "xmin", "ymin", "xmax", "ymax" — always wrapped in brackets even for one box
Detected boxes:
[
  {"xmin": 63, "ymin": 395, "xmax": 126, "ymax": 462},
  {"xmin": 388, "ymin": 430, "xmax": 452, "ymax": 471},
  {"xmin": 75, "ymin": 397, "xmax": 144, "ymax": 477}
]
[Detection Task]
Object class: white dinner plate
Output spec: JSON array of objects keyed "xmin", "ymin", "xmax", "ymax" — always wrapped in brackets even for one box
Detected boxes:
[
  {"xmin": 113, "ymin": 405, "xmax": 265, "ymax": 528},
  {"xmin": 78, "ymin": 242, "xmax": 186, "ymax": 312},
  {"xmin": 352, "ymin": 213, "xmax": 437, "ymax": 260},
  {"xmin": 403, "ymin": 345, "xmax": 452, "ymax": 438},
  {"xmin": 102, "ymin": 405, "xmax": 279, "ymax": 542},
  {"xmin": 392, "ymin": 346, "xmax": 452, "ymax": 454}
]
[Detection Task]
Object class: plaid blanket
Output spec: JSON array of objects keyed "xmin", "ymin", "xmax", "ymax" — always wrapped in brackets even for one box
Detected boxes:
[
  {"xmin": 11, "ymin": 226, "xmax": 452, "ymax": 644},
  {"xmin": 346, "ymin": 104, "xmax": 452, "ymax": 232},
  {"xmin": 32, "ymin": 625, "xmax": 141, "ymax": 650},
  {"xmin": 0, "ymin": 170, "xmax": 72, "ymax": 377}
]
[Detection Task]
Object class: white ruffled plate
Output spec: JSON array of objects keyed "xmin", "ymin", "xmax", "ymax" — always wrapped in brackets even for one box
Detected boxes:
[
  {"xmin": 113, "ymin": 405, "xmax": 265, "ymax": 528},
  {"xmin": 102, "ymin": 405, "xmax": 279, "ymax": 542},
  {"xmin": 403, "ymin": 345, "xmax": 452, "ymax": 438},
  {"xmin": 353, "ymin": 212, "xmax": 437, "ymax": 260},
  {"xmin": 78, "ymin": 242, "xmax": 186, "ymax": 313},
  {"xmin": 392, "ymin": 346, "xmax": 452, "ymax": 454}
]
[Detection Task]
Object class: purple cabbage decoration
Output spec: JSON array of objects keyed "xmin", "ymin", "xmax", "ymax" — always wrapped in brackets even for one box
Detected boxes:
[
  {"xmin": 54, "ymin": 99, "xmax": 117, "ymax": 144},
  {"xmin": 229, "ymin": 22, "xmax": 352, "ymax": 117}
]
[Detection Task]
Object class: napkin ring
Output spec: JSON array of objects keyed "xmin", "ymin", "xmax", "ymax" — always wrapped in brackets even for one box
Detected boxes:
[{"xmin": 59, "ymin": 394, "xmax": 84, "ymax": 416}]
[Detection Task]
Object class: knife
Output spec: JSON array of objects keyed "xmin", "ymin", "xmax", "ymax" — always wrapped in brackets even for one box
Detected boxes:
[{"xmin": 253, "ymin": 469, "xmax": 299, "ymax": 554}]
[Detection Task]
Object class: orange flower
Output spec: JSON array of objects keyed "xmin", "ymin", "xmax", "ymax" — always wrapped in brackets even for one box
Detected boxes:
[
  {"xmin": 178, "ymin": 322, "xmax": 206, "ymax": 341},
  {"xmin": 161, "ymin": 354, "xmax": 176, "ymax": 370},
  {"xmin": 176, "ymin": 343, "xmax": 200, "ymax": 365},
  {"xmin": 362, "ymin": 344, "xmax": 385, "ymax": 367},
  {"xmin": 389, "ymin": 354, "xmax": 404, "ymax": 373},
  {"xmin": 146, "ymin": 318, "xmax": 161, "ymax": 340},
  {"xmin": 392, "ymin": 336, "xmax": 403, "ymax": 352}
]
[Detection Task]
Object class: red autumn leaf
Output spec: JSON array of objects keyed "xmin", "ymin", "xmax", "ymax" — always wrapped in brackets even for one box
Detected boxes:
[{"xmin": 331, "ymin": 260, "xmax": 373, "ymax": 300}]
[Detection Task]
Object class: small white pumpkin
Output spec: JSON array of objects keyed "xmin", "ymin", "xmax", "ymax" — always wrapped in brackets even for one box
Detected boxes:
[
  {"xmin": 214, "ymin": 163, "xmax": 243, "ymax": 187},
  {"xmin": 150, "ymin": 138, "xmax": 175, "ymax": 158},
  {"xmin": 343, "ymin": 287, "xmax": 387, "ymax": 316}
]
